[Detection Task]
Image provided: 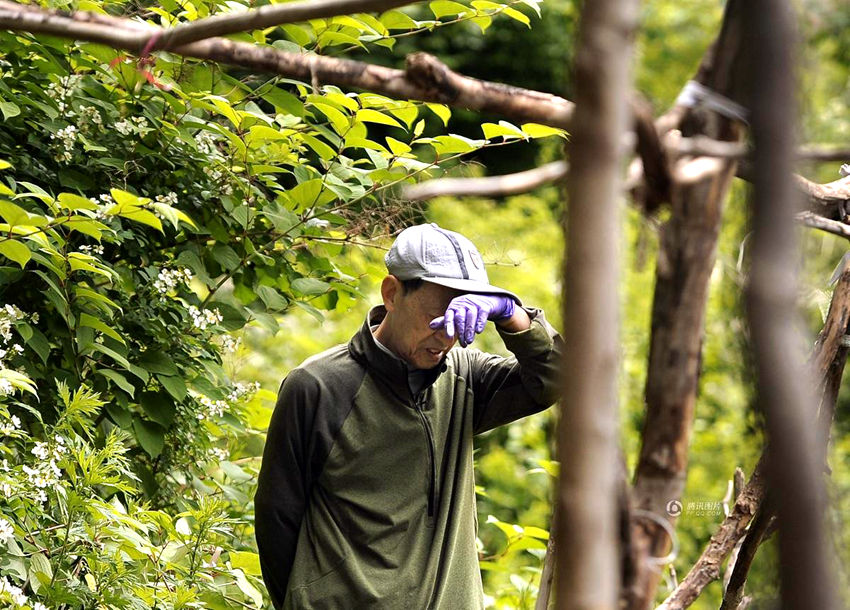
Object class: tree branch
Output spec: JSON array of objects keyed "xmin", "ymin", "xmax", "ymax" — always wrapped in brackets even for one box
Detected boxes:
[
  {"xmin": 719, "ymin": 500, "xmax": 776, "ymax": 610},
  {"xmin": 658, "ymin": 263, "xmax": 850, "ymax": 609},
  {"xmin": 402, "ymin": 160, "xmax": 567, "ymax": 201},
  {"xmin": 0, "ymin": 1, "xmax": 576, "ymax": 129},
  {"xmin": 153, "ymin": 0, "xmax": 421, "ymax": 51}
]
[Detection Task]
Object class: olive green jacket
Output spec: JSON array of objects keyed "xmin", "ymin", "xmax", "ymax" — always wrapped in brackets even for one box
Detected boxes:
[{"xmin": 254, "ymin": 305, "xmax": 562, "ymax": 609}]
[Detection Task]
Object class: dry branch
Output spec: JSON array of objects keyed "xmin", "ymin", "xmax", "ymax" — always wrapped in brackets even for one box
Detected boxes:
[
  {"xmin": 659, "ymin": 264, "xmax": 850, "ymax": 608},
  {"xmin": 0, "ymin": 1, "xmax": 576, "ymax": 129},
  {"xmin": 555, "ymin": 0, "xmax": 637, "ymax": 605},
  {"xmin": 402, "ymin": 161, "xmax": 567, "ymax": 201}
]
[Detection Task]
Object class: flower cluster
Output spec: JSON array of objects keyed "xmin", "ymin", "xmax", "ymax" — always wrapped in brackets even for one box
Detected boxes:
[
  {"xmin": 93, "ymin": 193, "xmax": 116, "ymax": 220},
  {"xmin": 0, "ymin": 414, "xmax": 20, "ymax": 435},
  {"xmin": 45, "ymin": 74, "xmax": 80, "ymax": 115},
  {"xmin": 114, "ymin": 116, "xmax": 149, "ymax": 137},
  {"xmin": 203, "ymin": 165, "xmax": 234, "ymax": 195},
  {"xmin": 155, "ymin": 192, "xmax": 179, "ymax": 207},
  {"xmin": 0, "ymin": 305, "xmax": 36, "ymax": 395},
  {"xmin": 197, "ymin": 395, "xmax": 228, "ymax": 420},
  {"xmin": 0, "ymin": 517, "xmax": 12, "ymax": 539},
  {"xmin": 195, "ymin": 131, "xmax": 217, "ymax": 155},
  {"xmin": 154, "ymin": 267, "xmax": 192, "ymax": 295},
  {"xmin": 188, "ymin": 306, "xmax": 223, "ymax": 330},
  {"xmin": 78, "ymin": 244, "xmax": 105, "ymax": 255},
  {"xmin": 226, "ymin": 381, "xmax": 260, "ymax": 403},
  {"xmin": 0, "ymin": 574, "xmax": 49, "ymax": 609},
  {"xmin": 77, "ymin": 105, "xmax": 103, "ymax": 131},
  {"xmin": 50, "ymin": 124, "xmax": 77, "ymax": 163},
  {"xmin": 220, "ymin": 334, "xmax": 241, "ymax": 354}
]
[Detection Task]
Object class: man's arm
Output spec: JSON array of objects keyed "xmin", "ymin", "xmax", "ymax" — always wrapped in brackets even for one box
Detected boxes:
[
  {"xmin": 254, "ymin": 368, "xmax": 318, "ymax": 609},
  {"xmin": 469, "ymin": 307, "xmax": 563, "ymax": 434}
]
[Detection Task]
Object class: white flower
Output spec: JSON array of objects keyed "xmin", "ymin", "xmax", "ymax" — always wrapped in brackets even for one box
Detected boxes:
[
  {"xmin": 0, "ymin": 379, "xmax": 13, "ymax": 397},
  {"xmin": 50, "ymin": 125, "xmax": 78, "ymax": 162},
  {"xmin": 33, "ymin": 603, "xmax": 49, "ymax": 610},
  {"xmin": 0, "ymin": 517, "xmax": 13, "ymax": 539},
  {"xmin": 155, "ymin": 192, "xmax": 178, "ymax": 206},
  {"xmin": 78, "ymin": 105, "xmax": 102, "ymax": 128},
  {"xmin": 31, "ymin": 442, "xmax": 49, "ymax": 460},
  {"xmin": 220, "ymin": 335, "xmax": 241, "ymax": 354},
  {"xmin": 154, "ymin": 268, "xmax": 192, "ymax": 295},
  {"xmin": 195, "ymin": 131, "xmax": 217, "ymax": 155},
  {"xmin": 0, "ymin": 576, "xmax": 27, "ymax": 605},
  {"xmin": 114, "ymin": 119, "xmax": 133, "ymax": 136},
  {"xmin": 10, "ymin": 415, "xmax": 19, "ymax": 428},
  {"xmin": 11, "ymin": 344, "xmax": 23, "ymax": 354},
  {"xmin": 188, "ymin": 306, "xmax": 222, "ymax": 330},
  {"xmin": 0, "ymin": 482, "xmax": 11, "ymax": 498},
  {"xmin": 78, "ymin": 244, "xmax": 105, "ymax": 255}
]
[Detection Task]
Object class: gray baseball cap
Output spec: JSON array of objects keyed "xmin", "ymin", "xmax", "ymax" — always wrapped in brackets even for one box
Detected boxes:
[{"xmin": 385, "ymin": 223, "xmax": 520, "ymax": 303}]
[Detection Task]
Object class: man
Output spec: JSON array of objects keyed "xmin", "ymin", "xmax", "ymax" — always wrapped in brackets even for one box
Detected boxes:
[{"xmin": 254, "ymin": 223, "xmax": 563, "ymax": 609}]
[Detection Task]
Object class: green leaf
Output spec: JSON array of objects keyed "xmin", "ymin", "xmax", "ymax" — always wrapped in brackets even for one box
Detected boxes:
[
  {"xmin": 133, "ymin": 416, "xmax": 166, "ymax": 458},
  {"xmin": 380, "ymin": 9, "xmax": 418, "ymax": 30},
  {"xmin": 291, "ymin": 277, "xmax": 331, "ymax": 296},
  {"xmin": 482, "ymin": 121, "xmax": 526, "ymax": 140},
  {"xmin": 229, "ymin": 550, "xmax": 263, "ymax": 576},
  {"xmin": 356, "ymin": 108, "xmax": 403, "ymax": 129},
  {"xmin": 137, "ymin": 350, "xmax": 178, "ymax": 376},
  {"xmin": 157, "ymin": 374, "xmax": 187, "ymax": 401},
  {"xmin": 430, "ymin": 0, "xmax": 469, "ymax": 18},
  {"xmin": 0, "ymin": 240, "xmax": 30, "ymax": 268},
  {"xmin": 426, "ymin": 103, "xmax": 451, "ymax": 126},
  {"xmin": 23, "ymin": 326, "xmax": 50, "ymax": 364},
  {"xmin": 220, "ymin": 461, "xmax": 252, "ymax": 482},
  {"xmin": 106, "ymin": 402, "xmax": 132, "ymax": 428},
  {"xmin": 0, "ymin": 100, "xmax": 20, "ymax": 120},
  {"xmin": 503, "ymin": 6, "xmax": 531, "ymax": 26},
  {"xmin": 57, "ymin": 192, "xmax": 98, "ymax": 211},
  {"xmin": 140, "ymin": 391, "xmax": 176, "ymax": 427},
  {"xmin": 233, "ymin": 569, "xmax": 264, "ymax": 608},
  {"xmin": 212, "ymin": 244, "xmax": 241, "ymax": 271},
  {"xmin": 99, "ymin": 368, "xmax": 135, "ymax": 397},
  {"xmin": 521, "ymin": 122, "xmax": 568, "ymax": 139},
  {"xmin": 255, "ymin": 285, "xmax": 289, "ymax": 310},
  {"xmin": 80, "ymin": 313, "xmax": 125, "ymax": 344},
  {"xmin": 0, "ymin": 200, "xmax": 29, "ymax": 225},
  {"xmin": 263, "ymin": 202, "xmax": 300, "ymax": 233}
]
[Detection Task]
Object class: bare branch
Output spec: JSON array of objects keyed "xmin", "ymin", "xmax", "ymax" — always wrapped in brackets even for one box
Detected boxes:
[
  {"xmin": 0, "ymin": 1, "xmax": 576, "ymax": 129},
  {"xmin": 402, "ymin": 161, "xmax": 567, "ymax": 201},
  {"xmin": 719, "ymin": 501, "xmax": 776, "ymax": 610},
  {"xmin": 675, "ymin": 137, "xmax": 850, "ymax": 162},
  {"xmin": 797, "ymin": 211, "xmax": 850, "ymax": 239},
  {"xmin": 155, "ymin": 0, "xmax": 420, "ymax": 51}
]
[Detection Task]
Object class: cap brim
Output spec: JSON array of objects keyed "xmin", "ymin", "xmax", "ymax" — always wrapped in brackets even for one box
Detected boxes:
[{"xmin": 421, "ymin": 277, "xmax": 521, "ymax": 305}]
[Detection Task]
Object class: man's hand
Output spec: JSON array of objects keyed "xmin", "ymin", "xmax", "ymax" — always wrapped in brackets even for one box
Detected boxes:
[{"xmin": 429, "ymin": 294, "xmax": 516, "ymax": 347}]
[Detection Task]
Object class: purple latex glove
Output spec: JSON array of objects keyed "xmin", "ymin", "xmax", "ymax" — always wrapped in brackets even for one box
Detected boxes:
[{"xmin": 429, "ymin": 294, "xmax": 516, "ymax": 347}]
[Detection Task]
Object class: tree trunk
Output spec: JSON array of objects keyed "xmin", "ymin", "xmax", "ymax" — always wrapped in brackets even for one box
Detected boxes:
[
  {"xmin": 625, "ymin": 1, "xmax": 748, "ymax": 607},
  {"xmin": 742, "ymin": 0, "xmax": 838, "ymax": 606},
  {"xmin": 555, "ymin": 0, "xmax": 637, "ymax": 606}
]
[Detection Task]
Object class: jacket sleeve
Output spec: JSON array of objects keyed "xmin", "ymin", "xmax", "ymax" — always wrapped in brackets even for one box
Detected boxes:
[
  {"xmin": 254, "ymin": 367, "xmax": 319, "ymax": 609},
  {"xmin": 471, "ymin": 307, "xmax": 563, "ymax": 434}
]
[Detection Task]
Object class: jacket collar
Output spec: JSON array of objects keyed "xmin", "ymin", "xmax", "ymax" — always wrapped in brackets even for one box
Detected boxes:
[{"xmin": 348, "ymin": 305, "xmax": 447, "ymax": 402}]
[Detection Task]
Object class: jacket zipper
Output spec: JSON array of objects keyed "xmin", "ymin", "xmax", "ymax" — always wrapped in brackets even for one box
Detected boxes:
[{"xmin": 413, "ymin": 393, "xmax": 437, "ymax": 517}]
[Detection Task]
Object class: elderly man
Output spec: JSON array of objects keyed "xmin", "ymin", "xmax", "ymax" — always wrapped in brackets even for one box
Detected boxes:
[{"xmin": 255, "ymin": 223, "xmax": 563, "ymax": 609}]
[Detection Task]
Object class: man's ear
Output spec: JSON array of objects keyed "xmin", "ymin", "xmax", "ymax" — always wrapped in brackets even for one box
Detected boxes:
[{"xmin": 381, "ymin": 275, "xmax": 402, "ymax": 312}]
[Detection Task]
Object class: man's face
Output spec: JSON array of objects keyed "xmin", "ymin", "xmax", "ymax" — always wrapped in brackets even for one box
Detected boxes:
[{"xmin": 388, "ymin": 281, "xmax": 460, "ymax": 370}]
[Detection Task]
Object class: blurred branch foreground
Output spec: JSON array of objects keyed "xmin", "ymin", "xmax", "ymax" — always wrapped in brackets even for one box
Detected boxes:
[{"xmin": 0, "ymin": 0, "xmax": 845, "ymax": 607}]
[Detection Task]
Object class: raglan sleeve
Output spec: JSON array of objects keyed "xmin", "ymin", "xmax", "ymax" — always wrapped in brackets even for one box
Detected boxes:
[
  {"xmin": 471, "ymin": 307, "xmax": 564, "ymax": 434},
  {"xmin": 254, "ymin": 367, "xmax": 319, "ymax": 609}
]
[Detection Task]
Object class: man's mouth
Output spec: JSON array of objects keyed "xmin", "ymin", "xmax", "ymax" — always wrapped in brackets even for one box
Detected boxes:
[{"xmin": 426, "ymin": 348, "xmax": 443, "ymax": 359}]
